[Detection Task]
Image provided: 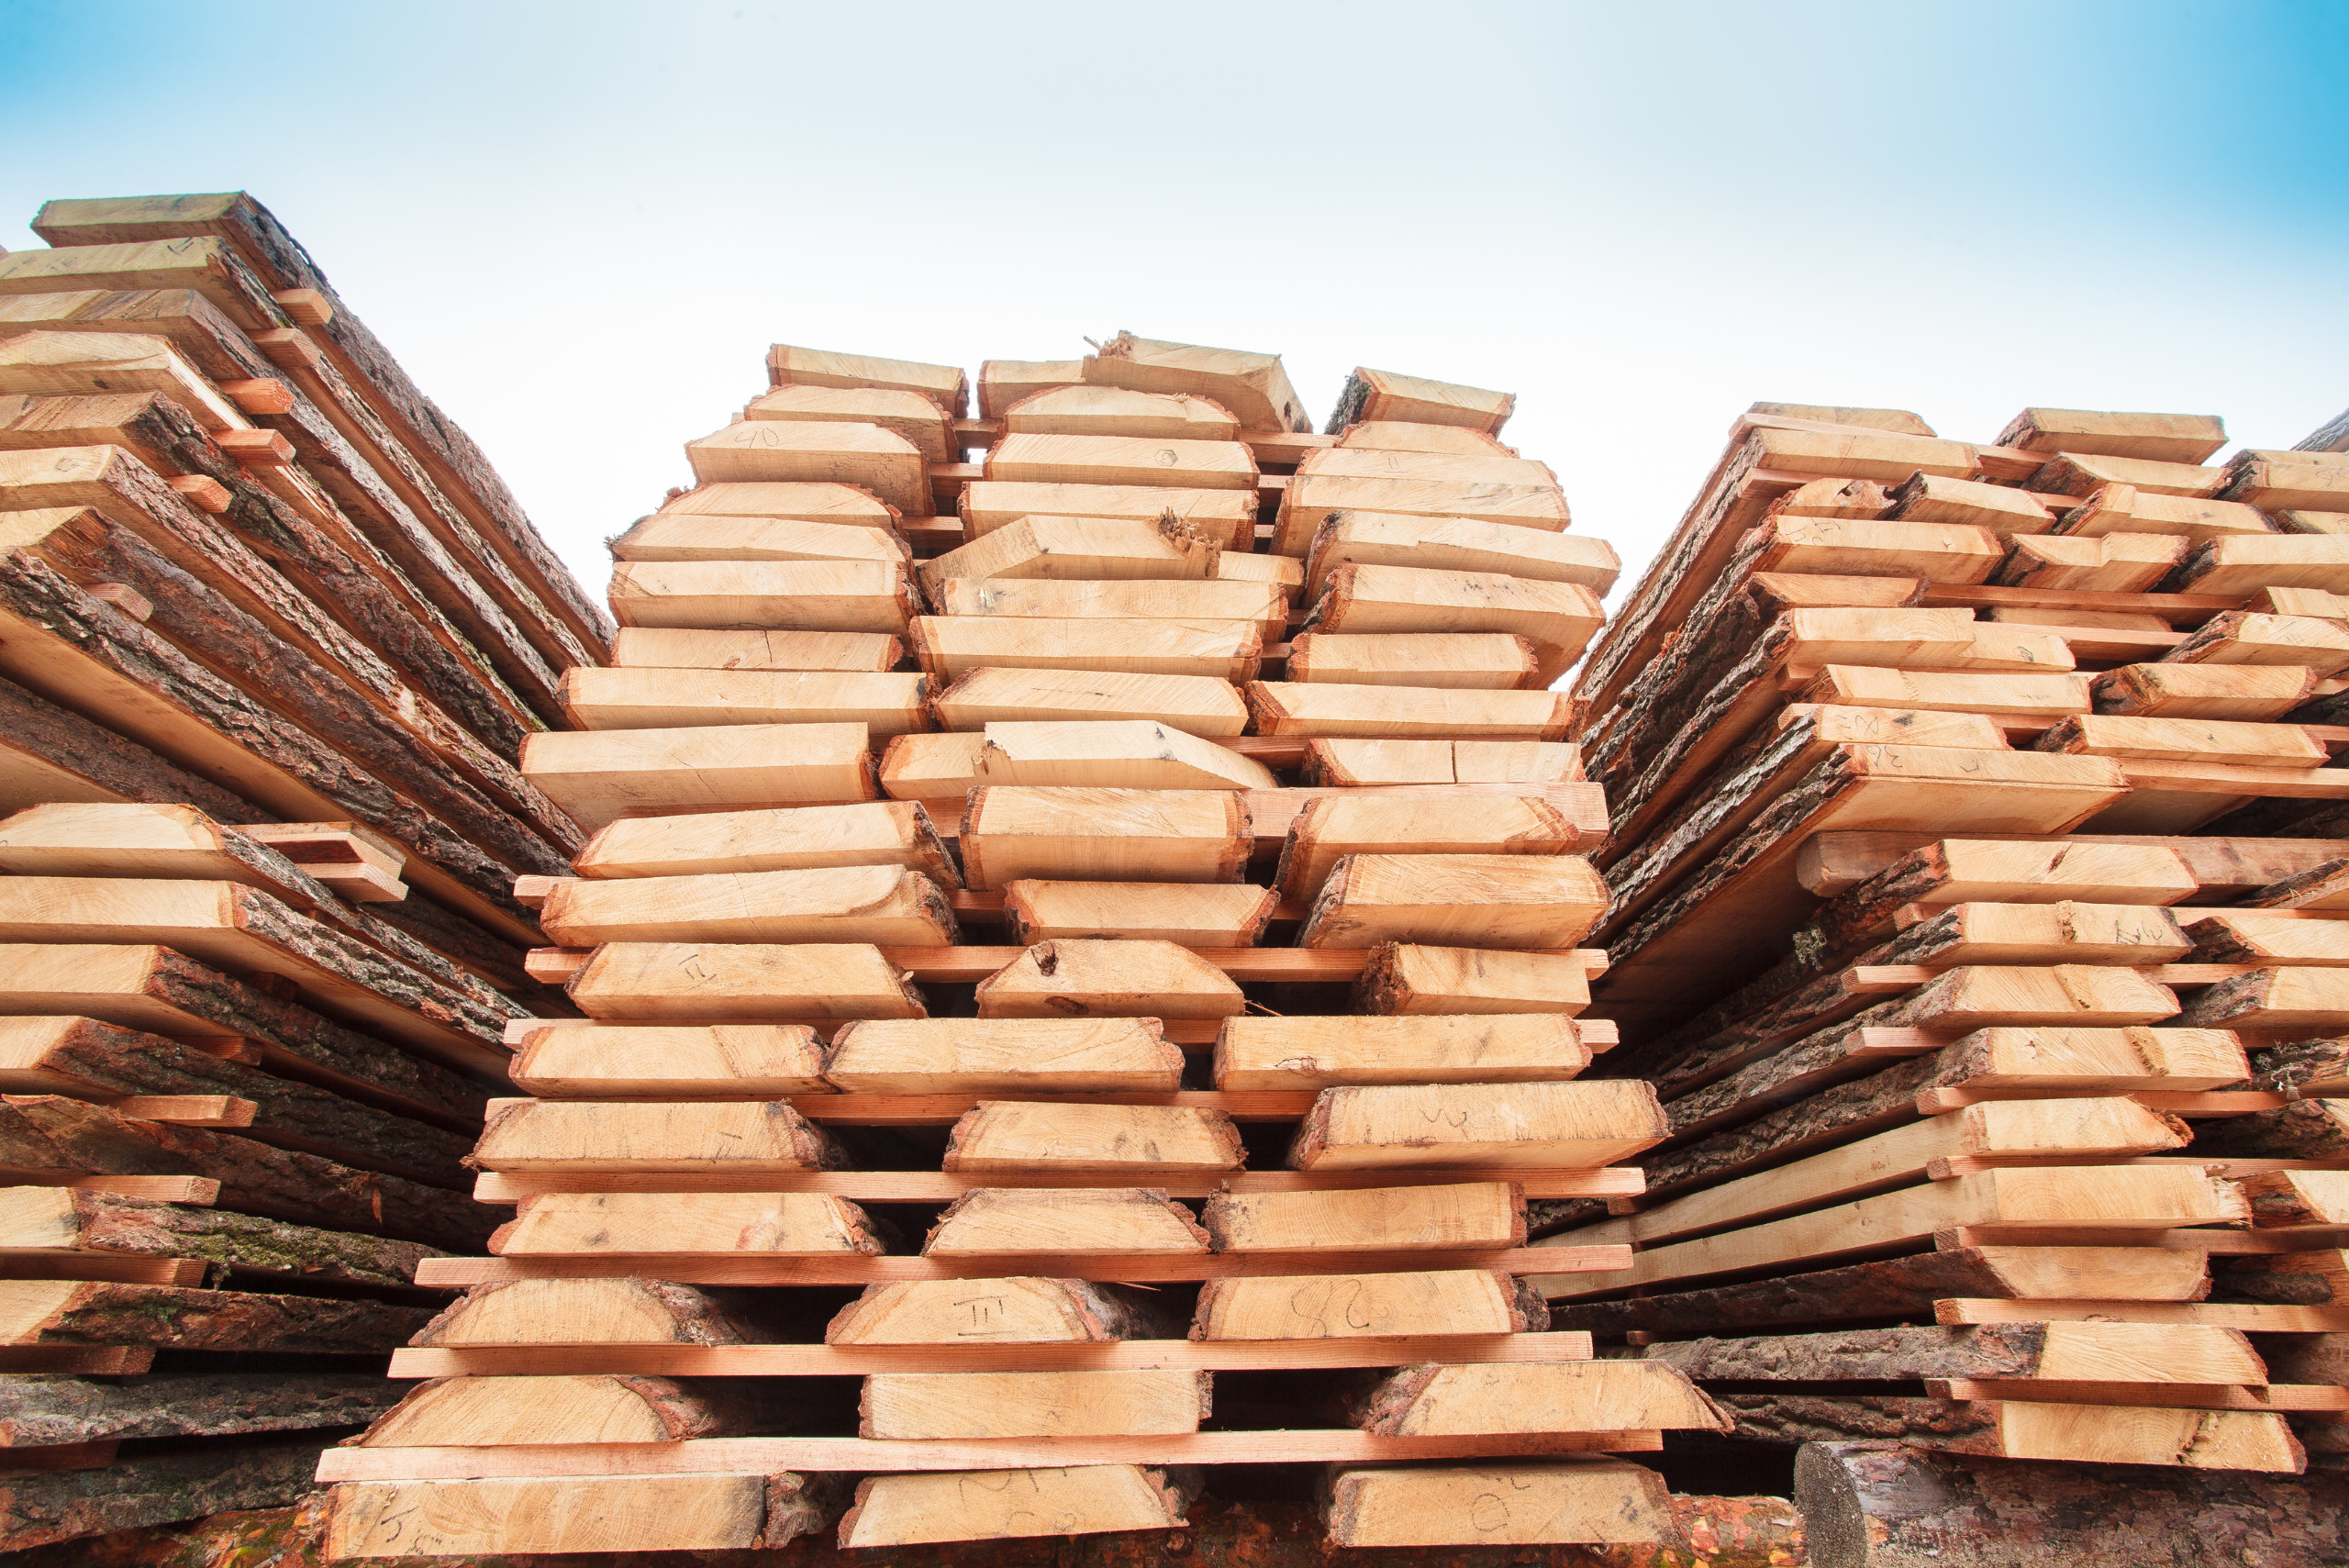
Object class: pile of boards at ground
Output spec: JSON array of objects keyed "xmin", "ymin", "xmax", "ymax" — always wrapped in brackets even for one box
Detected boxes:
[
  {"xmin": 317, "ymin": 338, "xmax": 1754, "ymax": 1559},
  {"xmin": 0, "ymin": 192, "xmax": 593, "ymax": 1551},
  {"xmin": 1540, "ymin": 401, "xmax": 2349, "ymax": 1485}
]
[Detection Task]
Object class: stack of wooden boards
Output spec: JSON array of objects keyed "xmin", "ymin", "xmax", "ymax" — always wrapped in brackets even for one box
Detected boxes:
[
  {"xmin": 1541, "ymin": 404, "xmax": 2349, "ymax": 1486},
  {"xmin": 317, "ymin": 339, "xmax": 1774, "ymax": 1560},
  {"xmin": 0, "ymin": 192, "xmax": 603, "ymax": 1548}
]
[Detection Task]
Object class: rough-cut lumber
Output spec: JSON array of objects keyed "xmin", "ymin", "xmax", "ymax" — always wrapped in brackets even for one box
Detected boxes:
[
  {"xmin": 979, "ymin": 361, "xmax": 1085, "ymax": 419},
  {"xmin": 923, "ymin": 1187, "xmax": 1209, "ymax": 1256},
  {"xmin": 564, "ymin": 943, "xmax": 926, "ymax": 1022},
  {"xmin": 1328, "ymin": 367, "xmax": 1513, "ymax": 434},
  {"xmin": 0, "ymin": 330, "xmax": 242, "ymax": 429},
  {"xmin": 357, "ymin": 1372, "xmax": 774, "ymax": 1446},
  {"xmin": 763, "ymin": 343, "xmax": 966, "ymax": 412},
  {"xmin": 685, "ymin": 419, "xmax": 930, "ymax": 516},
  {"xmin": 607, "ymin": 559, "xmax": 915, "ymax": 634},
  {"xmin": 1337, "ymin": 420, "xmax": 1519, "ymax": 455},
  {"xmin": 2036, "ymin": 712, "xmax": 2327, "ymax": 767},
  {"xmin": 1349, "ymin": 1362, "xmax": 1727, "ymax": 1436},
  {"xmin": 827, "ymin": 1277, "xmax": 1174, "ymax": 1343},
  {"xmin": 537, "ymin": 865, "xmax": 958, "ymax": 947},
  {"xmin": 985, "ymin": 431, "xmax": 1257, "ymax": 492},
  {"xmin": 0, "ymin": 1435, "xmax": 328, "ymax": 1553},
  {"xmin": 839, "ymin": 1464, "xmax": 1197, "ymax": 1547},
  {"xmin": 2178, "ymin": 966, "xmax": 2349, "ymax": 1030},
  {"xmin": 559, "ymin": 667, "xmax": 929, "ymax": 735},
  {"xmin": 412, "ymin": 1278, "xmax": 765, "ymax": 1346},
  {"xmin": 1194, "ymin": 1269, "xmax": 1542, "ymax": 1339},
  {"xmin": 2222, "ymin": 451, "xmax": 2349, "ymax": 513},
  {"xmin": 1000, "ymin": 384, "xmax": 1238, "ymax": 440},
  {"xmin": 469, "ymin": 1098, "xmax": 845, "ymax": 1173},
  {"xmin": 1354, "ymin": 944, "xmax": 1594, "ymax": 1015},
  {"xmin": 824, "ymin": 1018, "xmax": 1183, "ymax": 1093},
  {"xmin": 906, "ymin": 616, "xmax": 1262, "ymax": 681},
  {"xmin": 959, "ymin": 482, "xmax": 1257, "ymax": 550},
  {"xmin": 1992, "ymin": 531, "xmax": 2187, "ymax": 591},
  {"xmin": 1201, "ymin": 1182, "xmax": 1526, "ymax": 1252},
  {"xmin": 608, "ymin": 511, "xmax": 905, "ymax": 568},
  {"xmin": 1276, "ymin": 454, "xmax": 1569, "ymax": 555},
  {"xmin": 1996, "ymin": 408, "xmax": 2229, "ymax": 463},
  {"xmin": 929, "ymin": 666, "xmax": 1249, "ymax": 735},
  {"xmin": 959, "ymin": 787, "xmax": 1250, "ymax": 889},
  {"xmin": 1286, "ymin": 631, "xmax": 1553, "ymax": 689},
  {"xmin": 2161, "ymin": 611, "xmax": 2349, "ymax": 673},
  {"xmin": 0, "ymin": 1187, "xmax": 439, "ymax": 1286},
  {"xmin": 2094, "ymin": 662, "xmax": 2317, "ymax": 719},
  {"xmin": 0, "ymin": 1277, "xmax": 427, "ymax": 1351},
  {"xmin": 743, "ymin": 383, "xmax": 955, "ymax": 462},
  {"xmin": 518, "ymin": 723, "xmax": 877, "ymax": 831},
  {"xmin": 1274, "ymin": 795, "xmax": 1586, "ymax": 898},
  {"xmin": 1213, "ymin": 1015, "xmax": 1594, "ymax": 1089},
  {"xmin": 942, "ymin": 1102, "xmax": 1246, "ymax": 1173},
  {"xmin": 0, "ymin": 1369, "xmax": 398, "ymax": 1446},
  {"xmin": 1756, "ymin": 516, "xmax": 2006, "ymax": 582},
  {"xmin": 918, "ymin": 514, "xmax": 1219, "ymax": 600},
  {"xmin": 492, "ymin": 1192, "xmax": 882, "ymax": 1256},
  {"xmin": 1002, "ymin": 882, "xmax": 1278, "ymax": 945},
  {"xmin": 975, "ymin": 719, "xmax": 1275, "ymax": 790},
  {"xmin": 1291, "ymin": 1082, "xmax": 1666, "ymax": 1171},
  {"xmin": 1085, "ymin": 331, "xmax": 1308, "ymax": 433},
  {"xmin": 329, "ymin": 1472, "xmax": 835, "ymax": 1557},
  {"xmin": 608, "ymin": 626, "xmax": 900, "ymax": 672},
  {"xmin": 1308, "ymin": 738, "xmax": 1582, "ymax": 786},
  {"xmin": 862, "ymin": 1371, "xmax": 1208, "ymax": 1439},
  {"xmin": 1795, "ymin": 837, "xmax": 2199, "ymax": 902},
  {"xmin": 2032, "ymin": 451, "xmax": 2229, "ymax": 500},
  {"xmin": 511, "ymin": 1023, "xmax": 829, "ymax": 1097},
  {"xmin": 2184, "ymin": 909, "xmax": 2349, "ymax": 966},
  {"xmin": 1305, "ymin": 513, "xmax": 1619, "ymax": 597},
  {"xmin": 1735, "ymin": 1398, "xmax": 2299, "ymax": 1472},
  {"xmin": 1644, "ymin": 1320, "xmax": 2259, "ymax": 1385},
  {"xmin": 1323, "ymin": 1458, "xmax": 1669, "ymax": 1548},
  {"xmin": 575, "ymin": 800, "xmax": 958, "ymax": 884},
  {"xmin": 1297, "ymin": 853, "xmax": 1606, "ymax": 949},
  {"xmin": 931, "ymin": 575, "xmax": 1286, "ymax": 639},
  {"xmin": 0, "ymin": 671, "xmax": 254, "ymax": 821},
  {"xmin": 1304, "ymin": 562, "xmax": 1603, "ymax": 673},
  {"xmin": 652, "ymin": 479, "xmax": 899, "ymax": 527},
  {"xmin": 1249, "ymin": 683, "xmax": 1575, "ymax": 740}
]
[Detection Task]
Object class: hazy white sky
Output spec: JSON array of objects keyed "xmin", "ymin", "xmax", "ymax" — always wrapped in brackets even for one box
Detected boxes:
[{"xmin": 5, "ymin": 1, "xmax": 2345, "ymax": 607}]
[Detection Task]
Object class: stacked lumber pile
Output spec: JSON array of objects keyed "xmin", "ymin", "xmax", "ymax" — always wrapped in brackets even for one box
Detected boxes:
[
  {"xmin": 1540, "ymin": 403, "xmax": 2349, "ymax": 1492},
  {"xmin": 314, "ymin": 339, "xmax": 1780, "ymax": 1560},
  {"xmin": 0, "ymin": 193, "xmax": 592, "ymax": 1548}
]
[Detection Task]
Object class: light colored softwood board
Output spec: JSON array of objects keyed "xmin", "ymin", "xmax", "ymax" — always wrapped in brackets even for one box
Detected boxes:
[
  {"xmin": 410, "ymin": 1277, "xmax": 763, "ymax": 1349},
  {"xmin": 999, "ymin": 384, "xmax": 1238, "ymax": 440},
  {"xmin": 685, "ymin": 419, "xmax": 930, "ymax": 515},
  {"xmin": 2223, "ymin": 454, "xmax": 2349, "ymax": 514},
  {"xmin": 907, "ymin": 617, "xmax": 1263, "ymax": 681},
  {"xmin": 975, "ymin": 720, "xmax": 1275, "ymax": 790},
  {"xmin": 513, "ymin": 1023, "xmax": 830, "ymax": 1096},
  {"xmin": 1743, "ymin": 1396, "xmax": 2302, "ymax": 1472},
  {"xmin": 518, "ymin": 722, "xmax": 877, "ymax": 832},
  {"xmin": 1306, "ymin": 738, "xmax": 1582, "ymax": 786},
  {"xmin": 0, "ymin": 331, "xmax": 242, "ymax": 431},
  {"xmin": 1202, "ymin": 1182, "xmax": 1524, "ymax": 1251},
  {"xmin": 960, "ymin": 482, "xmax": 1258, "ymax": 550},
  {"xmin": 1937, "ymin": 1299, "xmax": 2349, "ymax": 1331},
  {"xmin": 1212, "ymin": 1014, "xmax": 1593, "ymax": 1090},
  {"xmin": 1546, "ymin": 1167, "xmax": 2247, "ymax": 1296},
  {"xmin": 356, "ymin": 1373, "xmax": 765, "ymax": 1448},
  {"xmin": 473, "ymin": 1168, "xmax": 1638, "ymax": 1202},
  {"xmin": 829, "ymin": 1274, "xmax": 1174, "ymax": 1343},
  {"xmin": 959, "ymin": 787, "xmax": 1250, "ymax": 890},
  {"xmin": 1273, "ymin": 794, "xmax": 1588, "ymax": 899},
  {"xmin": 1748, "ymin": 571, "xmax": 1922, "ymax": 608},
  {"xmin": 985, "ymin": 431, "xmax": 1257, "ymax": 492},
  {"xmin": 558, "ymin": 667, "xmax": 929, "ymax": 735},
  {"xmin": 2161, "ymin": 611, "xmax": 2349, "ymax": 673},
  {"xmin": 2055, "ymin": 484, "xmax": 2277, "ymax": 540},
  {"xmin": 923, "ymin": 1186, "xmax": 1210, "ymax": 1256},
  {"xmin": 328, "ymin": 1472, "xmax": 831, "ymax": 1557},
  {"xmin": 651, "ymin": 479, "xmax": 902, "ymax": 528},
  {"xmin": 1292, "ymin": 1081, "xmax": 1666, "ymax": 1172},
  {"xmin": 1084, "ymin": 332, "xmax": 1308, "ymax": 434},
  {"xmin": 823, "ymin": 1018, "xmax": 1183, "ymax": 1093},
  {"xmin": 606, "ymin": 559, "xmax": 915, "ymax": 634},
  {"xmin": 1304, "ymin": 563, "xmax": 1602, "ymax": 673},
  {"xmin": 1248, "ymin": 683, "xmax": 1574, "ymax": 740},
  {"xmin": 538, "ymin": 865, "xmax": 958, "ymax": 947},
  {"xmin": 1353, "ymin": 944, "xmax": 1593, "ymax": 1015},
  {"xmin": 2178, "ymin": 966, "xmax": 2349, "ymax": 1030},
  {"xmin": 1996, "ymin": 408, "xmax": 2229, "ymax": 464},
  {"xmin": 840, "ymin": 1463, "xmax": 1197, "ymax": 1546},
  {"xmin": 917, "ymin": 515, "xmax": 1219, "ymax": 601},
  {"xmin": 1993, "ymin": 531, "xmax": 2188, "ymax": 591},
  {"xmin": 1297, "ymin": 853, "xmax": 1607, "ymax": 950},
  {"xmin": 1294, "ymin": 445, "xmax": 1556, "ymax": 491},
  {"xmin": 492, "ymin": 1191, "xmax": 882, "ymax": 1256},
  {"xmin": 1794, "ymin": 836, "xmax": 2201, "ymax": 902},
  {"xmin": 1569, "ymin": 1099, "xmax": 2193, "ymax": 1251},
  {"xmin": 2093, "ymin": 662, "xmax": 2317, "ymax": 719},
  {"xmin": 1193, "ymin": 1268, "xmax": 1542, "ymax": 1340},
  {"xmin": 1753, "ymin": 517, "xmax": 2007, "ymax": 582},
  {"xmin": 1958, "ymin": 623, "xmax": 2076, "ymax": 671},
  {"xmin": 764, "ymin": 344, "xmax": 967, "ymax": 414},
  {"xmin": 931, "ymin": 575, "xmax": 1286, "ymax": 639},
  {"xmin": 1286, "ymin": 632, "xmax": 1549, "ymax": 689},
  {"xmin": 2233, "ymin": 1169, "xmax": 2349, "ymax": 1224},
  {"xmin": 607, "ymin": 510, "xmax": 907, "ymax": 566},
  {"xmin": 1884, "ymin": 901, "xmax": 2194, "ymax": 965},
  {"xmin": 1216, "ymin": 551, "xmax": 1304, "ymax": 589},
  {"xmin": 1323, "ymin": 1458, "xmax": 1669, "ymax": 1549},
  {"xmin": 1351, "ymin": 1361, "xmax": 1729, "ymax": 1437},
  {"xmin": 1330, "ymin": 368, "xmax": 1514, "ymax": 435},
  {"xmin": 1002, "ymin": 882, "xmax": 1278, "ymax": 946},
  {"xmin": 0, "ymin": 802, "xmax": 368, "ymax": 916},
  {"xmin": 1885, "ymin": 473, "xmax": 2056, "ymax": 534},
  {"xmin": 2172, "ymin": 534, "xmax": 2349, "ymax": 595},
  {"xmin": 1792, "ymin": 668, "xmax": 2092, "ymax": 721},
  {"xmin": 609, "ymin": 626, "xmax": 902, "ymax": 673},
  {"xmin": 418, "ymin": 1247, "xmax": 1627, "ymax": 1288},
  {"xmin": 1274, "ymin": 477, "xmax": 1569, "ymax": 556},
  {"xmin": 1769, "ymin": 475, "xmax": 1896, "ymax": 517},
  {"xmin": 2032, "ymin": 452, "xmax": 2231, "ymax": 500},
  {"xmin": 1337, "ymin": 421, "xmax": 1517, "ymax": 456},
  {"xmin": 565, "ymin": 942, "xmax": 925, "ymax": 1022},
  {"xmin": 979, "ymin": 361, "xmax": 1086, "ymax": 420},
  {"xmin": 929, "ymin": 667, "xmax": 1249, "ymax": 736},
  {"xmin": 861, "ymin": 1370, "xmax": 1209, "ymax": 1439},
  {"xmin": 1303, "ymin": 513, "xmax": 1617, "ymax": 598},
  {"xmin": 1929, "ymin": 1381, "xmax": 2348, "ymax": 1411},
  {"xmin": 1249, "ymin": 784, "xmax": 1604, "ymax": 851},
  {"xmin": 877, "ymin": 730, "xmax": 988, "ymax": 800},
  {"xmin": 942, "ymin": 1101, "xmax": 1245, "ymax": 1173},
  {"xmin": 743, "ymin": 383, "xmax": 956, "ymax": 462},
  {"xmin": 470, "ymin": 1098, "xmax": 845, "ymax": 1173},
  {"xmin": 2185, "ymin": 910, "xmax": 2349, "ymax": 966},
  {"xmin": 1910, "ymin": 1026, "xmax": 2249, "ymax": 1106},
  {"xmin": 574, "ymin": 799, "xmax": 958, "ymax": 884},
  {"xmin": 2035, "ymin": 713, "xmax": 2328, "ymax": 767}
]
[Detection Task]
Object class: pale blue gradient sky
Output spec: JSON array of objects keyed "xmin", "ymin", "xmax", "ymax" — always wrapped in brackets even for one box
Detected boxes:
[{"xmin": 3, "ymin": 0, "xmax": 2344, "ymax": 600}]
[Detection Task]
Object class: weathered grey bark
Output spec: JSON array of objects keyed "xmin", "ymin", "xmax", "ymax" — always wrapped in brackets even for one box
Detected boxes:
[
  {"xmin": 1, "ymin": 1280, "xmax": 430, "ymax": 1351},
  {"xmin": 1794, "ymin": 1440, "xmax": 2349, "ymax": 1568},
  {"xmin": 0, "ymin": 1372, "xmax": 406, "ymax": 1444},
  {"xmin": 0, "ymin": 1097, "xmax": 497, "ymax": 1252},
  {"xmin": 0, "ymin": 1433, "xmax": 330, "ymax": 1552},
  {"xmin": 0, "ymin": 673, "xmax": 261, "ymax": 823},
  {"xmin": 29, "ymin": 1191, "xmax": 442, "ymax": 1287},
  {"xmin": 1641, "ymin": 1325, "xmax": 2052, "ymax": 1382},
  {"xmin": 1551, "ymin": 1250, "xmax": 2124, "ymax": 1338}
]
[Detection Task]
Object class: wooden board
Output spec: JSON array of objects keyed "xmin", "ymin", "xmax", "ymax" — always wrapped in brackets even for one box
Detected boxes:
[
  {"xmin": 824, "ymin": 1018, "xmax": 1183, "ymax": 1093},
  {"xmin": 538, "ymin": 865, "xmax": 958, "ymax": 946},
  {"xmin": 929, "ymin": 667, "xmax": 1248, "ymax": 736},
  {"xmin": 1298, "ymin": 853, "xmax": 1607, "ymax": 949},
  {"xmin": 998, "ymin": 385, "xmax": 1238, "ymax": 440},
  {"xmin": 974, "ymin": 940, "xmax": 1244, "ymax": 1019},
  {"xmin": 1248, "ymin": 684, "xmax": 1574, "ymax": 740},
  {"xmin": 1304, "ymin": 514, "xmax": 1618, "ymax": 597},
  {"xmin": 565, "ymin": 942, "xmax": 925, "ymax": 1022},
  {"xmin": 607, "ymin": 560, "xmax": 914, "ymax": 634},
  {"xmin": 607, "ymin": 510, "xmax": 906, "ymax": 565},
  {"xmin": 960, "ymin": 788, "xmax": 1250, "ymax": 889},
  {"xmin": 906, "ymin": 617, "xmax": 1262, "ymax": 681},
  {"xmin": 1213, "ymin": 1015, "xmax": 1595, "ymax": 1089},
  {"xmin": 517, "ymin": 724, "xmax": 877, "ymax": 832},
  {"xmin": 685, "ymin": 419, "xmax": 930, "ymax": 516},
  {"xmin": 559, "ymin": 668, "xmax": 929, "ymax": 735},
  {"xmin": 1292, "ymin": 1082, "xmax": 1667, "ymax": 1171},
  {"xmin": 960, "ymin": 483, "xmax": 1257, "ymax": 550},
  {"xmin": 573, "ymin": 799, "xmax": 958, "ymax": 884}
]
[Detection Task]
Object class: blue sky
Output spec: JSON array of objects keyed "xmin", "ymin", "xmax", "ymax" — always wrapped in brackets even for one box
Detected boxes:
[{"xmin": 3, "ymin": 0, "xmax": 2344, "ymax": 600}]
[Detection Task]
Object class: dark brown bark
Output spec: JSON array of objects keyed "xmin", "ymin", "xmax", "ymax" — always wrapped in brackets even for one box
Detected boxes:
[
  {"xmin": 2, "ymin": 1280, "xmax": 430, "ymax": 1351},
  {"xmin": 0, "ymin": 1372, "xmax": 404, "ymax": 1445},
  {"xmin": 1718, "ymin": 1396, "xmax": 1998, "ymax": 1449},
  {"xmin": 1656, "ymin": 993, "xmax": 1930, "ymax": 1144},
  {"xmin": 37, "ymin": 1190, "xmax": 441, "ymax": 1287},
  {"xmin": 0, "ymin": 1433, "xmax": 329, "ymax": 1552},
  {"xmin": 1796, "ymin": 1440, "xmax": 2349, "ymax": 1568},
  {"xmin": 1597, "ymin": 606, "xmax": 1788, "ymax": 854},
  {"xmin": 1631, "ymin": 1053, "xmax": 1945, "ymax": 1203},
  {"xmin": 0, "ymin": 673, "xmax": 261, "ymax": 824},
  {"xmin": 2190, "ymin": 1099, "xmax": 2349, "ymax": 1160},
  {"xmin": 1641, "ymin": 1324, "xmax": 2050, "ymax": 1382},
  {"xmin": 355, "ymin": 894, "xmax": 536, "ymax": 997},
  {"xmin": 0, "ymin": 1097, "xmax": 498, "ymax": 1252},
  {"xmin": 1550, "ymin": 1249, "xmax": 2089, "ymax": 1338}
]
